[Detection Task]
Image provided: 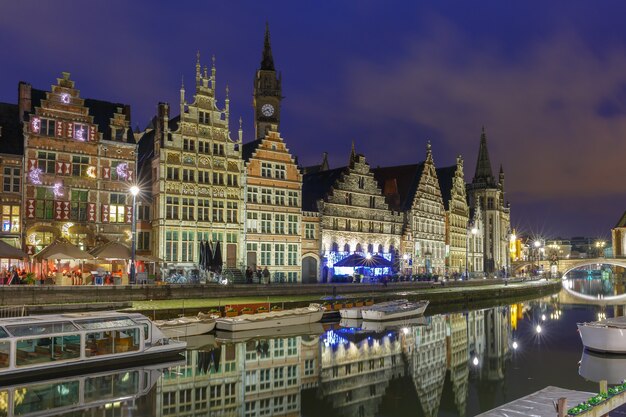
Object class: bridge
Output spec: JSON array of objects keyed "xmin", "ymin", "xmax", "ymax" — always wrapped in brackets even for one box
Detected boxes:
[{"xmin": 511, "ymin": 257, "xmax": 626, "ymax": 277}]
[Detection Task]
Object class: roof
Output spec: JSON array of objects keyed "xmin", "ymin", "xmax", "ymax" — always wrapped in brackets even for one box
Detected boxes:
[
  {"xmin": 0, "ymin": 102, "xmax": 23, "ymax": 156},
  {"xmin": 473, "ymin": 127, "xmax": 496, "ymax": 187},
  {"xmin": 436, "ymin": 165, "xmax": 456, "ymax": 211},
  {"xmin": 372, "ymin": 163, "xmax": 425, "ymax": 211},
  {"xmin": 242, "ymin": 139, "xmax": 262, "ymax": 162},
  {"xmin": 302, "ymin": 167, "xmax": 346, "ymax": 212},
  {"xmin": 616, "ymin": 211, "xmax": 626, "ymax": 228}
]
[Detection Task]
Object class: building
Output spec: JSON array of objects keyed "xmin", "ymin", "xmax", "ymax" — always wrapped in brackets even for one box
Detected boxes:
[
  {"xmin": 466, "ymin": 128, "xmax": 511, "ymax": 274},
  {"xmin": 20, "ymin": 73, "xmax": 136, "ymax": 262},
  {"xmin": 0, "ymin": 102, "xmax": 23, "ymax": 257},
  {"xmin": 302, "ymin": 146, "xmax": 404, "ymax": 281},
  {"xmin": 145, "ymin": 55, "xmax": 245, "ymax": 279},
  {"xmin": 436, "ymin": 156, "xmax": 470, "ymax": 276},
  {"xmin": 613, "ymin": 212, "xmax": 626, "ymax": 258},
  {"xmin": 373, "ymin": 143, "xmax": 446, "ymax": 276},
  {"xmin": 468, "ymin": 203, "xmax": 485, "ymax": 276}
]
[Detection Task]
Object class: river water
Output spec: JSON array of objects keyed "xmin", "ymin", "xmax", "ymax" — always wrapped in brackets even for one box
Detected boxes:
[{"xmin": 0, "ymin": 291, "xmax": 619, "ymax": 417}]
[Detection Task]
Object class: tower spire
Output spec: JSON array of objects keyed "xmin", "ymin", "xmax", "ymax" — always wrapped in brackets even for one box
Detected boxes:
[
  {"xmin": 473, "ymin": 126, "xmax": 495, "ymax": 186},
  {"xmin": 261, "ymin": 22, "xmax": 275, "ymax": 71},
  {"xmin": 349, "ymin": 140, "xmax": 356, "ymax": 164}
]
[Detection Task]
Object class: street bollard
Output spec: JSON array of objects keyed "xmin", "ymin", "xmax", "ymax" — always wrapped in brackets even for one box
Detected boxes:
[{"xmin": 557, "ymin": 397, "xmax": 567, "ymax": 417}]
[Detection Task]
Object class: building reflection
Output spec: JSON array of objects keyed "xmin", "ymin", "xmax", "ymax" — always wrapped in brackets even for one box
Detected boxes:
[{"xmin": 153, "ymin": 305, "xmax": 516, "ymax": 417}]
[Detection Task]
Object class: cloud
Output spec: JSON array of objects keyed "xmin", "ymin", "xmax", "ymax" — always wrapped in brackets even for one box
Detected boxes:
[{"xmin": 343, "ymin": 19, "xmax": 626, "ymax": 207}]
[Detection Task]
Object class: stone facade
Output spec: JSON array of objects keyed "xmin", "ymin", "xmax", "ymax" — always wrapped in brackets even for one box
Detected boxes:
[
  {"xmin": 301, "ymin": 211, "xmax": 321, "ymax": 283},
  {"xmin": 243, "ymin": 126, "xmax": 302, "ymax": 283},
  {"xmin": 467, "ymin": 128, "xmax": 511, "ymax": 274},
  {"xmin": 148, "ymin": 56, "xmax": 245, "ymax": 277},
  {"xmin": 303, "ymin": 148, "xmax": 404, "ymax": 281},
  {"xmin": 20, "ymin": 73, "xmax": 136, "ymax": 256}
]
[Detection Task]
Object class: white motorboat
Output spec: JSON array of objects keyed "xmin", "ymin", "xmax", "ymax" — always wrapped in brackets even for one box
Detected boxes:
[
  {"xmin": 579, "ymin": 350, "xmax": 626, "ymax": 384},
  {"xmin": 361, "ymin": 300, "xmax": 429, "ymax": 321},
  {"xmin": 0, "ymin": 311, "xmax": 186, "ymax": 383},
  {"xmin": 361, "ymin": 316, "xmax": 427, "ymax": 332},
  {"xmin": 578, "ymin": 316, "xmax": 626, "ymax": 353},
  {"xmin": 155, "ymin": 312, "xmax": 218, "ymax": 338},
  {"xmin": 215, "ymin": 303, "xmax": 325, "ymax": 332},
  {"xmin": 340, "ymin": 299, "xmax": 408, "ymax": 319}
]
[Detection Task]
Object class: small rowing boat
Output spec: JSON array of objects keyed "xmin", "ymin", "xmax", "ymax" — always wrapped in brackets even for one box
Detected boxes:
[
  {"xmin": 340, "ymin": 299, "xmax": 408, "ymax": 319},
  {"xmin": 361, "ymin": 300, "xmax": 429, "ymax": 321},
  {"xmin": 578, "ymin": 315, "xmax": 626, "ymax": 354},
  {"xmin": 155, "ymin": 312, "xmax": 219, "ymax": 338},
  {"xmin": 216, "ymin": 303, "xmax": 325, "ymax": 332}
]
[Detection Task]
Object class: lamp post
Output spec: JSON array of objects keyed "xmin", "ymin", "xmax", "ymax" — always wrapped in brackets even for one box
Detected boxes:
[
  {"xmin": 533, "ymin": 240, "xmax": 541, "ymax": 276},
  {"xmin": 130, "ymin": 185, "xmax": 140, "ymax": 284},
  {"xmin": 595, "ymin": 240, "xmax": 606, "ymax": 258}
]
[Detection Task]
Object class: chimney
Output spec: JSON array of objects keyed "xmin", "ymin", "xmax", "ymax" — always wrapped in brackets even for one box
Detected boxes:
[{"xmin": 18, "ymin": 82, "xmax": 32, "ymax": 122}]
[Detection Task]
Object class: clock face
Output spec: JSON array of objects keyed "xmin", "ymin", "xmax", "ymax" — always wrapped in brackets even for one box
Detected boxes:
[{"xmin": 261, "ymin": 103, "xmax": 275, "ymax": 117}]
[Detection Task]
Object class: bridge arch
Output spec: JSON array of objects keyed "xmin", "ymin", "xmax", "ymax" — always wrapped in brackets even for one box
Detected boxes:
[
  {"xmin": 561, "ymin": 259, "xmax": 626, "ymax": 277},
  {"xmin": 561, "ymin": 259, "xmax": 626, "ymax": 304}
]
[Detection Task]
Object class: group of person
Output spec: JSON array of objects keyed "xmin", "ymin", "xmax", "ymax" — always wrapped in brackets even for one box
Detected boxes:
[
  {"xmin": 0, "ymin": 267, "xmax": 27, "ymax": 285},
  {"xmin": 245, "ymin": 266, "xmax": 271, "ymax": 284}
]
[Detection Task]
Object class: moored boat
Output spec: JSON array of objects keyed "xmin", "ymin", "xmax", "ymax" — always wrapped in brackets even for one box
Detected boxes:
[
  {"xmin": 155, "ymin": 312, "xmax": 218, "ymax": 338},
  {"xmin": 340, "ymin": 299, "xmax": 408, "ymax": 319},
  {"xmin": 0, "ymin": 311, "xmax": 186, "ymax": 383},
  {"xmin": 578, "ymin": 316, "xmax": 626, "ymax": 353},
  {"xmin": 215, "ymin": 303, "xmax": 325, "ymax": 332},
  {"xmin": 216, "ymin": 322, "xmax": 325, "ymax": 342},
  {"xmin": 579, "ymin": 350, "xmax": 626, "ymax": 384},
  {"xmin": 361, "ymin": 300, "xmax": 429, "ymax": 321}
]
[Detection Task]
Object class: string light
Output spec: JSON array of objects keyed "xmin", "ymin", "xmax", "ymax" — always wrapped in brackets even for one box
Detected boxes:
[
  {"xmin": 86, "ymin": 166, "xmax": 96, "ymax": 178},
  {"xmin": 53, "ymin": 183, "xmax": 64, "ymax": 198},
  {"xmin": 74, "ymin": 124, "xmax": 86, "ymax": 141},
  {"xmin": 31, "ymin": 118, "xmax": 40, "ymax": 133},
  {"xmin": 116, "ymin": 162, "xmax": 129, "ymax": 179},
  {"xmin": 28, "ymin": 168, "xmax": 43, "ymax": 184}
]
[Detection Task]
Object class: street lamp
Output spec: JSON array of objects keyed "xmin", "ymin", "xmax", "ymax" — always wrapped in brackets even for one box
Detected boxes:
[
  {"xmin": 533, "ymin": 240, "xmax": 542, "ymax": 276},
  {"xmin": 129, "ymin": 185, "xmax": 140, "ymax": 284},
  {"xmin": 595, "ymin": 241, "xmax": 606, "ymax": 257}
]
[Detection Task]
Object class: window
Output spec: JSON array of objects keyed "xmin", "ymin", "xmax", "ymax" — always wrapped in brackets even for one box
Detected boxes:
[
  {"xmin": 274, "ymin": 164, "xmax": 286, "ymax": 179},
  {"xmin": 261, "ymin": 162, "xmax": 272, "ymax": 177},
  {"xmin": 137, "ymin": 231, "xmax": 150, "ymax": 250},
  {"xmin": 274, "ymin": 244, "xmax": 285, "ymax": 265},
  {"xmin": 181, "ymin": 231, "xmax": 194, "ymax": 262},
  {"xmin": 212, "ymin": 172, "xmax": 223, "ymax": 185},
  {"xmin": 226, "ymin": 202, "xmax": 237, "ymax": 223},
  {"xmin": 3, "ymin": 167, "xmax": 20, "ymax": 193},
  {"xmin": 248, "ymin": 187, "xmax": 258, "ymax": 203},
  {"xmin": 246, "ymin": 212, "xmax": 258, "ymax": 233},
  {"xmin": 275, "ymin": 190, "xmax": 285, "ymax": 206},
  {"xmin": 369, "ymin": 196, "xmax": 376, "ymax": 208},
  {"xmin": 137, "ymin": 204, "xmax": 150, "ymax": 221},
  {"xmin": 1, "ymin": 205, "xmax": 19, "ymax": 233},
  {"xmin": 288, "ymin": 215, "xmax": 298, "ymax": 235},
  {"xmin": 198, "ymin": 199, "xmax": 210, "ymax": 221},
  {"xmin": 287, "ymin": 337, "xmax": 297, "ymax": 356},
  {"xmin": 227, "ymin": 233, "xmax": 237, "ymax": 243},
  {"xmin": 288, "ymin": 244, "xmax": 298, "ymax": 266},
  {"xmin": 286, "ymin": 395, "xmax": 297, "ymax": 412},
  {"xmin": 259, "ymin": 399, "xmax": 271, "ymax": 417},
  {"xmin": 166, "ymin": 167, "xmax": 179, "ymax": 181},
  {"xmin": 261, "ymin": 188, "xmax": 272, "ymax": 205},
  {"xmin": 199, "ymin": 111, "xmax": 209, "ymax": 124},
  {"xmin": 73, "ymin": 123, "xmax": 87, "ymax": 141},
  {"xmin": 165, "ymin": 231, "xmax": 178, "ymax": 262},
  {"xmin": 110, "ymin": 161, "xmax": 127, "ymax": 181},
  {"xmin": 305, "ymin": 359, "xmax": 315, "ymax": 376},
  {"xmin": 198, "ymin": 170, "xmax": 210, "ymax": 184},
  {"xmin": 287, "ymin": 365, "xmax": 297, "ymax": 386},
  {"xmin": 195, "ymin": 387, "xmax": 207, "ymax": 411},
  {"xmin": 212, "ymin": 201, "xmax": 224, "ymax": 222},
  {"xmin": 166, "ymin": 197, "xmax": 179, "ymax": 220},
  {"xmin": 245, "ymin": 370, "xmax": 257, "ymax": 393},
  {"xmin": 287, "ymin": 271, "xmax": 297, "ymax": 282},
  {"xmin": 261, "ymin": 213, "xmax": 271, "ymax": 233},
  {"xmin": 181, "ymin": 198, "xmax": 194, "ymax": 220},
  {"xmin": 209, "ymin": 385, "xmax": 222, "ymax": 408},
  {"xmin": 199, "ymin": 140, "xmax": 210, "ymax": 154},
  {"xmin": 260, "ymin": 243, "xmax": 271, "ymax": 266},
  {"xmin": 224, "ymin": 383, "xmax": 236, "ymax": 405},
  {"xmin": 358, "ymin": 176, "xmax": 365, "ymax": 189},
  {"xmin": 259, "ymin": 369, "xmax": 271, "ymax": 390},
  {"xmin": 109, "ymin": 193, "xmax": 126, "ymax": 223},
  {"xmin": 275, "ymin": 397, "xmax": 285, "ymax": 413},
  {"xmin": 274, "ymin": 214, "xmax": 285, "ymax": 234},
  {"xmin": 227, "ymin": 174, "xmax": 238, "ymax": 187},
  {"xmin": 212, "ymin": 143, "xmax": 224, "ymax": 156},
  {"xmin": 273, "ymin": 367, "xmax": 284, "ymax": 388},
  {"xmin": 37, "ymin": 151, "xmax": 56, "ymax": 174},
  {"xmin": 114, "ymin": 127, "xmax": 124, "ymax": 141},
  {"xmin": 487, "ymin": 197, "xmax": 495, "ymax": 210},
  {"xmin": 39, "ymin": 118, "xmax": 56, "ymax": 136},
  {"xmin": 244, "ymin": 401, "xmax": 256, "ymax": 417},
  {"xmin": 345, "ymin": 193, "xmax": 352, "ymax": 205},
  {"xmin": 35, "ymin": 187, "xmax": 54, "ymax": 219},
  {"xmin": 183, "ymin": 138, "xmax": 195, "ymax": 151},
  {"xmin": 70, "ymin": 190, "xmax": 88, "ymax": 221},
  {"xmin": 182, "ymin": 169, "xmax": 195, "ymax": 182},
  {"xmin": 288, "ymin": 191, "xmax": 298, "ymax": 207}
]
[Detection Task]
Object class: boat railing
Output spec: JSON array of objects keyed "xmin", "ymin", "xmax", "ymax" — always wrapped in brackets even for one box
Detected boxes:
[{"xmin": 0, "ymin": 306, "xmax": 26, "ymax": 319}]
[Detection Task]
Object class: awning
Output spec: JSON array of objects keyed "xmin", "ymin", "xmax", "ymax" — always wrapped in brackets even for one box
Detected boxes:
[
  {"xmin": 334, "ymin": 253, "xmax": 393, "ymax": 268},
  {"xmin": 136, "ymin": 254, "xmax": 163, "ymax": 263},
  {"xmin": 0, "ymin": 240, "xmax": 28, "ymax": 259},
  {"xmin": 90, "ymin": 241, "xmax": 131, "ymax": 260},
  {"xmin": 34, "ymin": 240, "xmax": 95, "ymax": 260},
  {"xmin": 334, "ymin": 253, "xmax": 366, "ymax": 267}
]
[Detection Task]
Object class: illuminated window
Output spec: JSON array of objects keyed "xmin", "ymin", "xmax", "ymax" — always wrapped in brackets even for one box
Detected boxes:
[
  {"xmin": 1, "ymin": 205, "xmax": 19, "ymax": 233},
  {"xmin": 198, "ymin": 199, "xmax": 210, "ymax": 221},
  {"xmin": 181, "ymin": 198, "xmax": 194, "ymax": 220},
  {"xmin": 166, "ymin": 197, "xmax": 179, "ymax": 220},
  {"xmin": 274, "ymin": 244, "xmax": 285, "ymax": 265},
  {"xmin": 226, "ymin": 202, "xmax": 237, "ymax": 223},
  {"xmin": 109, "ymin": 193, "xmax": 126, "ymax": 223},
  {"xmin": 165, "ymin": 231, "xmax": 178, "ymax": 262},
  {"xmin": 181, "ymin": 231, "xmax": 194, "ymax": 262},
  {"xmin": 212, "ymin": 201, "xmax": 224, "ymax": 222}
]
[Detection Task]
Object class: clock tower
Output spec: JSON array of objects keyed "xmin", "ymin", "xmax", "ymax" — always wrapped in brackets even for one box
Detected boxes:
[{"xmin": 254, "ymin": 23, "xmax": 282, "ymax": 139}]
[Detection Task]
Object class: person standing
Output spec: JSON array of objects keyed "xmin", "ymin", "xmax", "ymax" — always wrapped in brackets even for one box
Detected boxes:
[{"xmin": 262, "ymin": 266, "xmax": 270, "ymax": 285}]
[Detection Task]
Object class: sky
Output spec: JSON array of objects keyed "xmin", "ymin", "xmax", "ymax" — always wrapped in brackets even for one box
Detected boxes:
[{"xmin": 1, "ymin": 1, "xmax": 625, "ymax": 239}]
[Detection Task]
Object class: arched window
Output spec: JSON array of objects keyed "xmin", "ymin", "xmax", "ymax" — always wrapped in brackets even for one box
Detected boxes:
[
  {"xmin": 367, "ymin": 243, "xmax": 374, "ymax": 254},
  {"xmin": 331, "ymin": 242, "xmax": 339, "ymax": 252},
  {"xmin": 343, "ymin": 243, "xmax": 350, "ymax": 253},
  {"xmin": 355, "ymin": 243, "xmax": 362, "ymax": 253},
  {"xmin": 378, "ymin": 244, "xmax": 384, "ymax": 254}
]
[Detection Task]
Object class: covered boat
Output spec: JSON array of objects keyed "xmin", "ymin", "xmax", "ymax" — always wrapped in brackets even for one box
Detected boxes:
[
  {"xmin": 361, "ymin": 300, "xmax": 429, "ymax": 321},
  {"xmin": 0, "ymin": 311, "xmax": 186, "ymax": 383},
  {"xmin": 215, "ymin": 303, "xmax": 325, "ymax": 332},
  {"xmin": 578, "ymin": 315, "xmax": 626, "ymax": 353},
  {"xmin": 340, "ymin": 299, "xmax": 408, "ymax": 319},
  {"xmin": 154, "ymin": 312, "xmax": 218, "ymax": 338}
]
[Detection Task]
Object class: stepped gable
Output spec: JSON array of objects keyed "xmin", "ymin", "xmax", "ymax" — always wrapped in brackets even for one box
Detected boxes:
[
  {"xmin": 372, "ymin": 163, "xmax": 425, "ymax": 211},
  {"xmin": 302, "ymin": 167, "xmax": 346, "ymax": 212},
  {"xmin": 241, "ymin": 138, "xmax": 263, "ymax": 162}
]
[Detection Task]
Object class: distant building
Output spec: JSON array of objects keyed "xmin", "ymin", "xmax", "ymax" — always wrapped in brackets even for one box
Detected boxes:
[{"xmin": 612, "ymin": 211, "xmax": 626, "ymax": 258}]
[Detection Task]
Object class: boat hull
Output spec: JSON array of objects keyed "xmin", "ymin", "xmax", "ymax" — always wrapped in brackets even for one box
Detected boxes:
[
  {"xmin": 216, "ymin": 308, "xmax": 324, "ymax": 332},
  {"xmin": 216, "ymin": 323, "xmax": 325, "ymax": 342},
  {"xmin": 361, "ymin": 301, "xmax": 428, "ymax": 321},
  {"xmin": 159, "ymin": 320, "xmax": 216, "ymax": 338},
  {"xmin": 578, "ymin": 323, "xmax": 626, "ymax": 354},
  {"xmin": 339, "ymin": 299, "xmax": 409, "ymax": 320}
]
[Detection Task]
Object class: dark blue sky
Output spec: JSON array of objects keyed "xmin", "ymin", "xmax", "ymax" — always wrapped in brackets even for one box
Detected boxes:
[{"xmin": 2, "ymin": 1, "xmax": 625, "ymax": 239}]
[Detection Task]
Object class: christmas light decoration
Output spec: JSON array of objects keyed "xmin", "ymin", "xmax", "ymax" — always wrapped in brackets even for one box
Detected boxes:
[
  {"xmin": 86, "ymin": 166, "xmax": 96, "ymax": 178},
  {"xmin": 28, "ymin": 168, "xmax": 43, "ymax": 185},
  {"xmin": 74, "ymin": 124, "xmax": 86, "ymax": 141},
  {"xmin": 116, "ymin": 162, "xmax": 129, "ymax": 179},
  {"xmin": 31, "ymin": 118, "xmax": 40, "ymax": 133},
  {"xmin": 61, "ymin": 222, "xmax": 74, "ymax": 236},
  {"xmin": 60, "ymin": 93, "xmax": 70, "ymax": 103},
  {"xmin": 53, "ymin": 183, "xmax": 64, "ymax": 198}
]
